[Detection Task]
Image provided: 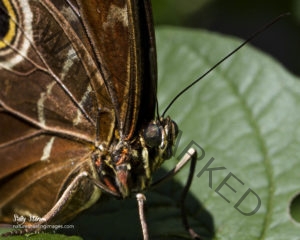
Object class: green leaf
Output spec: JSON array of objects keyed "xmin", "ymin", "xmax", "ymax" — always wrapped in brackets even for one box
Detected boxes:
[
  {"xmin": 3, "ymin": 27, "xmax": 300, "ymax": 240},
  {"xmin": 156, "ymin": 27, "xmax": 300, "ymax": 239}
]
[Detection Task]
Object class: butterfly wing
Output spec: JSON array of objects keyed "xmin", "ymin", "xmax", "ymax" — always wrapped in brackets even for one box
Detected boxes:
[
  {"xmin": 0, "ymin": 0, "xmax": 110, "ymax": 223},
  {"xmin": 77, "ymin": 0, "xmax": 157, "ymax": 139},
  {"xmin": 0, "ymin": 0, "xmax": 158, "ymax": 225}
]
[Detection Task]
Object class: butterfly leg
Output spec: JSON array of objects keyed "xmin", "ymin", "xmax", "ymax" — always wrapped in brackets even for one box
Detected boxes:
[
  {"xmin": 151, "ymin": 148, "xmax": 201, "ymax": 239},
  {"xmin": 136, "ymin": 193, "xmax": 149, "ymax": 240},
  {"xmin": 179, "ymin": 149, "xmax": 201, "ymax": 239}
]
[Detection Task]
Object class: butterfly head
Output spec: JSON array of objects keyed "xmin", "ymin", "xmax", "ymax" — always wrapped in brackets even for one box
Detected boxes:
[
  {"xmin": 143, "ymin": 116, "xmax": 179, "ymax": 163},
  {"xmin": 94, "ymin": 117, "xmax": 178, "ymax": 198}
]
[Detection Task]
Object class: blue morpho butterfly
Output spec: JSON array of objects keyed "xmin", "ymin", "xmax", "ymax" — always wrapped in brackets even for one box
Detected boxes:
[
  {"xmin": 0, "ymin": 0, "xmax": 200, "ymax": 239},
  {"xmin": 0, "ymin": 0, "xmax": 284, "ymax": 239}
]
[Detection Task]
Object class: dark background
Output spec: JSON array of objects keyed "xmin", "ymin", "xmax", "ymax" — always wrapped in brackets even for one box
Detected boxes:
[{"xmin": 152, "ymin": 0, "xmax": 300, "ymax": 76}]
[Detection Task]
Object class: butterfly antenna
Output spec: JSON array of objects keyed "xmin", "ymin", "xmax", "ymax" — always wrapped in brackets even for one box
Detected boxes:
[{"xmin": 162, "ymin": 13, "xmax": 290, "ymax": 117}]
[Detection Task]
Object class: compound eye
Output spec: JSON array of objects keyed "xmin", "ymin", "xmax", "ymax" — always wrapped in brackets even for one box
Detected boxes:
[{"xmin": 143, "ymin": 123, "xmax": 162, "ymax": 147}]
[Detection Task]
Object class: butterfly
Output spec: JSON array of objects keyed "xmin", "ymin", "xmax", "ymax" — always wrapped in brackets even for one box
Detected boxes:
[{"xmin": 0, "ymin": 0, "xmax": 199, "ymax": 239}]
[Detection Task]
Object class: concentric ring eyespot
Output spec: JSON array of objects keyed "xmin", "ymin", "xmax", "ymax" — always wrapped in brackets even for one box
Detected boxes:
[{"xmin": 0, "ymin": 0, "xmax": 17, "ymax": 50}]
